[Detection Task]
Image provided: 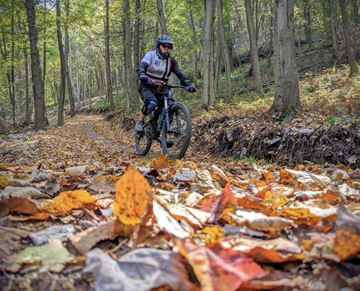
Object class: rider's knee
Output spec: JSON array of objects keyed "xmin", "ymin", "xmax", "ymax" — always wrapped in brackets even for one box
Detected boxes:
[{"xmin": 142, "ymin": 100, "xmax": 157, "ymax": 115}]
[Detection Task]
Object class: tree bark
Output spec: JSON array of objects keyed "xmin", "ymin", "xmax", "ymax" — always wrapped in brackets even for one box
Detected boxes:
[
  {"xmin": 105, "ymin": 0, "xmax": 115, "ymax": 110},
  {"xmin": 24, "ymin": 47, "xmax": 32, "ymax": 125},
  {"xmin": 10, "ymin": 2, "xmax": 16, "ymax": 126},
  {"xmin": 157, "ymin": 0, "xmax": 169, "ymax": 35},
  {"xmin": 350, "ymin": 0, "xmax": 359, "ymax": 25},
  {"xmin": 56, "ymin": 0, "xmax": 66, "ymax": 126},
  {"xmin": 216, "ymin": 0, "xmax": 232, "ymax": 101},
  {"xmin": 339, "ymin": 0, "xmax": 359, "ymax": 77},
  {"xmin": 330, "ymin": 0, "xmax": 339, "ymax": 59},
  {"xmin": 203, "ymin": 0, "xmax": 215, "ymax": 109},
  {"xmin": 123, "ymin": 0, "xmax": 137, "ymax": 112},
  {"xmin": 188, "ymin": 7, "xmax": 199, "ymax": 80},
  {"xmin": 271, "ymin": 0, "xmax": 301, "ymax": 113},
  {"xmin": 134, "ymin": 0, "xmax": 141, "ymax": 68},
  {"xmin": 245, "ymin": 0, "xmax": 263, "ymax": 95},
  {"xmin": 303, "ymin": 0, "xmax": 312, "ymax": 47},
  {"xmin": 25, "ymin": 0, "xmax": 48, "ymax": 129},
  {"xmin": 64, "ymin": 0, "xmax": 76, "ymax": 115}
]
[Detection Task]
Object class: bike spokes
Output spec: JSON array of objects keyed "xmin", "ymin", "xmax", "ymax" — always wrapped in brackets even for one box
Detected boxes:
[{"xmin": 161, "ymin": 103, "xmax": 191, "ymax": 159}]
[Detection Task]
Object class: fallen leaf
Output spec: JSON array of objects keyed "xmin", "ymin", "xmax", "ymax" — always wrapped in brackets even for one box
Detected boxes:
[
  {"xmin": 178, "ymin": 240, "xmax": 266, "ymax": 291},
  {"xmin": 150, "ymin": 155, "xmax": 169, "ymax": 170},
  {"xmin": 45, "ymin": 190, "xmax": 97, "ymax": 215},
  {"xmin": 6, "ymin": 240, "xmax": 75, "ymax": 272},
  {"xmin": 29, "ymin": 225, "xmax": 76, "ymax": 245},
  {"xmin": 70, "ymin": 220, "xmax": 124, "ymax": 254},
  {"xmin": 84, "ymin": 248, "xmax": 195, "ymax": 291},
  {"xmin": 190, "ymin": 225, "xmax": 225, "ymax": 245},
  {"xmin": 113, "ymin": 166, "xmax": 152, "ymax": 227}
]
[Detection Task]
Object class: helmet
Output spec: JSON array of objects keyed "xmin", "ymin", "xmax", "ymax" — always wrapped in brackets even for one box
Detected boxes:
[
  {"xmin": 156, "ymin": 35, "xmax": 174, "ymax": 47},
  {"xmin": 156, "ymin": 35, "xmax": 173, "ymax": 58}
]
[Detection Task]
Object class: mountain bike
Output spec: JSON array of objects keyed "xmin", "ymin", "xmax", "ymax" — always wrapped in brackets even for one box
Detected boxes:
[{"xmin": 135, "ymin": 84, "xmax": 192, "ymax": 159}]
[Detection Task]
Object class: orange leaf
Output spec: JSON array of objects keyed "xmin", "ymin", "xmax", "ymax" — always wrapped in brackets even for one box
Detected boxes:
[
  {"xmin": 113, "ymin": 166, "xmax": 152, "ymax": 226},
  {"xmin": 150, "ymin": 155, "xmax": 169, "ymax": 170},
  {"xmin": 280, "ymin": 169, "xmax": 295, "ymax": 185},
  {"xmin": 45, "ymin": 190, "xmax": 97, "ymax": 215},
  {"xmin": 263, "ymin": 171, "xmax": 275, "ymax": 183},
  {"xmin": 318, "ymin": 189, "xmax": 342, "ymax": 205}
]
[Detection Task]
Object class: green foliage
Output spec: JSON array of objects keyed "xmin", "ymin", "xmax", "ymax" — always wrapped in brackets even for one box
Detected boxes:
[{"xmin": 243, "ymin": 155, "xmax": 258, "ymax": 164}]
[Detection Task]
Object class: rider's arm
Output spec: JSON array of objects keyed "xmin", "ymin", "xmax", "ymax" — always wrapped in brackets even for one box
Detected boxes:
[
  {"xmin": 171, "ymin": 58, "xmax": 191, "ymax": 87},
  {"xmin": 136, "ymin": 62, "xmax": 149, "ymax": 80}
]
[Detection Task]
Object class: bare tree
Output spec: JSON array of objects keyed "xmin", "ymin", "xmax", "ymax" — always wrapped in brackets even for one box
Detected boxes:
[
  {"xmin": 157, "ymin": 0, "xmax": 169, "ymax": 34},
  {"xmin": 64, "ymin": 0, "xmax": 76, "ymax": 115},
  {"xmin": 216, "ymin": 0, "xmax": 232, "ymax": 101},
  {"xmin": 203, "ymin": 0, "xmax": 215, "ymax": 109},
  {"xmin": 271, "ymin": 0, "xmax": 301, "ymax": 112},
  {"xmin": 25, "ymin": 0, "xmax": 48, "ymax": 129},
  {"xmin": 330, "ymin": 0, "xmax": 339, "ymax": 59},
  {"xmin": 245, "ymin": 0, "xmax": 263, "ymax": 95},
  {"xmin": 339, "ymin": 0, "xmax": 359, "ymax": 77},
  {"xmin": 303, "ymin": 0, "xmax": 312, "ymax": 47},
  {"xmin": 105, "ymin": 0, "xmax": 115, "ymax": 110},
  {"xmin": 56, "ymin": 0, "xmax": 66, "ymax": 126}
]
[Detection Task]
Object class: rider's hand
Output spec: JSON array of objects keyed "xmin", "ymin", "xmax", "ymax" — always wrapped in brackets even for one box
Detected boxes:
[
  {"xmin": 147, "ymin": 79, "xmax": 159, "ymax": 88},
  {"xmin": 186, "ymin": 84, "xmax": 196, "ymax": 93}
]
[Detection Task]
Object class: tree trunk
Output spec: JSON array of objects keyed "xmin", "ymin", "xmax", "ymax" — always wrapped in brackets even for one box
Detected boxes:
[
  {"xmin": 104, "ymin": 0, "xmax": 115, "ymax": 110},
  {"xmin": 203, "ymin": 0, "xmax": 215, "ymax": 109},
  {"xmin": 157, "ymin": 0, "xmax": 169, "ymax": 34},
  {"xmin": 42, "ymin": 0, "xmax": 47, "ymax": 89},
  {"xmin": 216, "ymin": 0, "xmax": 232, "ymax": 101},
  {"xmin": 351, "ymin": 0, "xmax": 359, "ymax": 25},
  {"xmin": 25, "ymin": 0, "xmax": 48, "ymax": 129},
  {"xmin": 271, "ymin": 0, "xmax": 301, "ymax": 113},
  {"xmin": 134, "ymin": 0, "xmax": 141, "ymax": 67},
  {"xmin": 188, "ymin": 7, "xmax": 199, "ymax": 80},
  {"xmin": 64, "ymin": 0, "xmax": 76, "ymax": 115},
  {"xmin": 330, "ymin": 0, "xmax": 339, "ymax": 59},
  {"xmin": 10, "ymin": 3, "xmax": 16, "ymax": 126},
  {"xmin": 56, "ymin": 0, "xmax": 66, "ymax": 126},
  {"xmin": 124, "ymin": 0, "xmax": 137, "ymax": 112},
  {"xmin": 245, "ymin": 0, "xmax": 263, "ymax": 95},
  {"xmin": 303, "ymin": 0, "xmax": 312, "ymax": 47},
  {"xmin": 339, "ymin": 0, "xmax": 359, "ymax": 77},
  {"xmin": 24, "ymin": 48, "xmax": 32, "ymax": 125}
]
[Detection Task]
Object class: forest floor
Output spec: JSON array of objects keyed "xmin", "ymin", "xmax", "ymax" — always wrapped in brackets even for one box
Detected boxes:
[{"xmin": 0, "ymin": 66, "xmax": 360, "ymax": 290}]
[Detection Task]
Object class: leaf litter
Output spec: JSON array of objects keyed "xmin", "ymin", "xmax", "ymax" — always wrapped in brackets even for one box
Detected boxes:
[{"xmin": 0, "ymin": 115, "xmax": 359, "ymax": 290}]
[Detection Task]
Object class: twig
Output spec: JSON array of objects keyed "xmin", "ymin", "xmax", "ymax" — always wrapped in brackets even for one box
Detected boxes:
[{"xmin": 110, "ymin": 238, "xmax": 128, "ymax": 253}]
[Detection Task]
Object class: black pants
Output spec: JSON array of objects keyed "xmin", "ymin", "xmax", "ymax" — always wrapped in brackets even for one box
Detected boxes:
[{"xmin": 139, "ymin": 85, "xmax": 165, "ymax": 114}]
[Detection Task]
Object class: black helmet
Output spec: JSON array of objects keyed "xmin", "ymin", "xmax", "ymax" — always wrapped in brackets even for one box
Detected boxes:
[{"xmin": 156, "ymin": 35, "xmax": 173, "ymax": 58}]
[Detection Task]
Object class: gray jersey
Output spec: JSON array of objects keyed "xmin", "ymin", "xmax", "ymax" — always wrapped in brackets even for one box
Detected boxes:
[{"xmin": 140, "ymin": 50, "xmax": 172, "ymax": 81}]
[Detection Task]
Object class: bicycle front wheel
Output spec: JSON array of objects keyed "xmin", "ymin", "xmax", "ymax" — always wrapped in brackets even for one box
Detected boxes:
[
  {"xmin": 161, "ymin": 102, "xmax": 192, "ymax": 159},
  {"xmin": 135, "ymin": 119, "xmax": 153, "ymax": 156}
]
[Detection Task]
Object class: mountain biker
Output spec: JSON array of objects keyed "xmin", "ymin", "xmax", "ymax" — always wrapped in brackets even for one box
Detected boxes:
[{"xmin": 135, "ymin": 35, "xmax": 196, "ymax": 133}]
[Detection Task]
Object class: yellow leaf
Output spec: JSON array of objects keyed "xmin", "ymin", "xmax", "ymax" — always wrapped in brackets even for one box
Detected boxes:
[
  {"xmin": 113, "ymin": 166, "xmax": 152, "ymax": 226},
  {"xmin": 46, "ymin": 190, "xmax": 97, "ymax": 215},
  {"xmin": 150, "ymin": 155, "xmax": 169, "ymax": 170},
  {"xmin": 333, "ymin": 229, "xmax": 360, "ymax": 260},
  {"xmin": 190, "ymin": 225, "xmax": 225, "ymax": 245}
]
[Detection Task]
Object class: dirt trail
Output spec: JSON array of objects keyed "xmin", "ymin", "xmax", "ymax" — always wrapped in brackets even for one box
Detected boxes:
[{"xmin": 0, "ymin": 115, "xmax": 137, "ymax": 168}]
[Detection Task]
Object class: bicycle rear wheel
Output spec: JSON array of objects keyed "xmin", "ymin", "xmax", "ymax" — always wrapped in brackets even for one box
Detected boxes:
[
  {"xmin": 161, "ymin": 102, "xmax": 192, "ymax": 159},
  {"xmin": 135, "ymin": 119, "xmax": 153, "ymax": 156}
]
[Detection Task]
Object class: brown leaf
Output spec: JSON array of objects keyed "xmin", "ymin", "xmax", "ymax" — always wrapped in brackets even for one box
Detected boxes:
[
  {"xmin": 70, "ymin": 220, "xmax": 124, "ymax": 254},
  {"xmin": 150, "ymin": 155, "xmax": 169, "ymax": 170}
]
